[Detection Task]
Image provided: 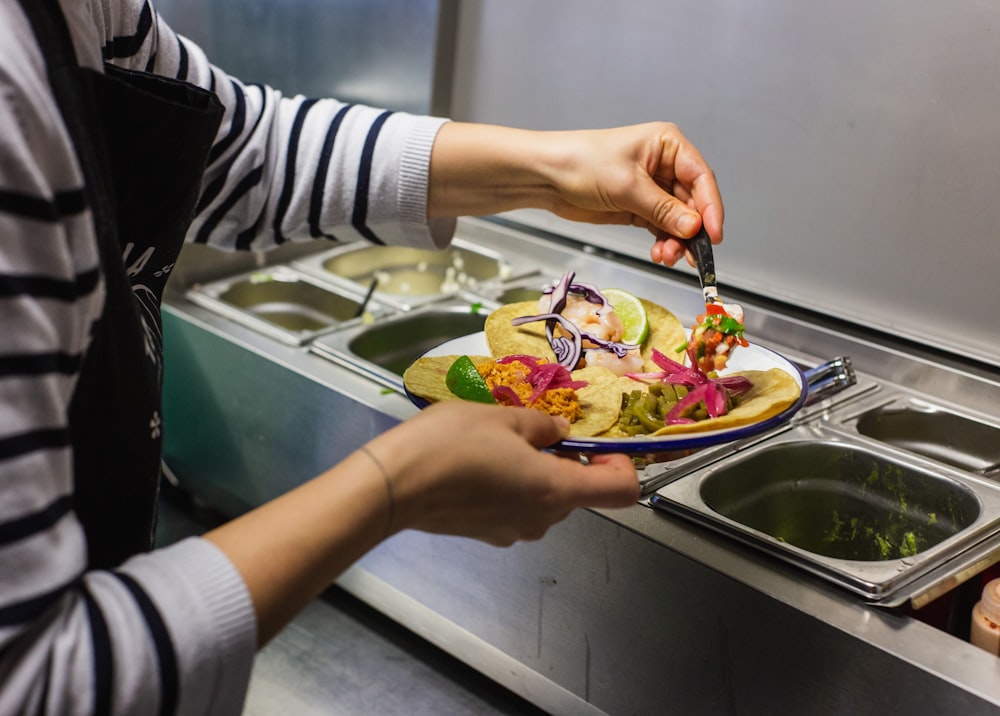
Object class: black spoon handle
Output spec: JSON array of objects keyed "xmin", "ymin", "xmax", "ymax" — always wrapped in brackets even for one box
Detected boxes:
[{"xmin": 688, "ymin": 228, "xmax": 719, "ymax": 304}]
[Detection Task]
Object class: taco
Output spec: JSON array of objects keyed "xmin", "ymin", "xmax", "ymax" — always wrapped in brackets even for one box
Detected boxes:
[
  {"xmin": 604, "ymin": 366, "xmax": 801, "ymax": 438},
  {"xmin": 482, "ymin": 273, "xmax": 800, "ymax": 438},
  {"xmin": 406, "ymin": 271, "xmax": 801, "ymax": 441},
  {"xmin": 485, "ymin": 297, "xmax": 685, "ymax": 374},
  {"xmin": 402, "ymin": 354, "xmax": 622, "ymax": 437}
]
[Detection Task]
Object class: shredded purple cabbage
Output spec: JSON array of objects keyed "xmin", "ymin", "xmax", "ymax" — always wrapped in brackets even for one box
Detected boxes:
[
  {"xmin": 625, "ymin": 348, "xmax": 754, "ymax": 424},
  {"xmin": 510, "ymin": 312, "xmax": 582, "ymax": 368},
  {"xmin": 512, "ymin": 270, "xmax": 638, "ymax": 369},
  {"xmin": 489, "ymin": 354, "xmax": 589, "ymax": 407}
]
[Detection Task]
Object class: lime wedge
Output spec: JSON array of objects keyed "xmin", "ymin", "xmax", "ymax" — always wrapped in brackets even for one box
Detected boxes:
[
  {"xmin": 445, "ymin": 355, "xmax": 497, "ymax": 404},
  {"xmin": 602, "ymin": 288, "xmax": 649, "ymax": 344}
]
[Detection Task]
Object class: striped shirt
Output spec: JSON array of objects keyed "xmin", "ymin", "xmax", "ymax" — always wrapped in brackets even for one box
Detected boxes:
[{"xmin": 0, "ymin": 0, "xmax": 452, "ymax": 713}]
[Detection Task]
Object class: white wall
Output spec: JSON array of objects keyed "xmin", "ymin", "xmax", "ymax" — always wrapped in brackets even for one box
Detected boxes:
[{"xmin": 450, "ymin": 1, "xmax": 1000, "ymax": 367}]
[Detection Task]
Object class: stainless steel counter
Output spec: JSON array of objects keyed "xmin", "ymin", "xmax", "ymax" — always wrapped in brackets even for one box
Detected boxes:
[{"xmin": 162, "ymin": 217, "xmax": 1000, "ymax": 715}]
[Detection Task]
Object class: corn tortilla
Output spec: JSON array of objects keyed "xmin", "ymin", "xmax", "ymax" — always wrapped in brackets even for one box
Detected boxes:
[
  {"xmin": 402, "ymin": 355, "xmax": 622, "ymax": 437},
  {"xmin": 484, "ymin": 298, "xmax": 686, "ymax": 372},
  {"xmin": 597, "ymin": 367, "xmax": 801, "ymax": 438},
  {"xmin": 406, "ymin": 289, "xmax": 802, "ymax": 440}
]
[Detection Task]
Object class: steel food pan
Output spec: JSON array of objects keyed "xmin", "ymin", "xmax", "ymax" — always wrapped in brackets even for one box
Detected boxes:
[
  {"xmin": 650, "ymin": 424, "xmax": 1000, "ymax": 605},
  {"xmin": 185, "ymin": 266, "xmax": 387, "ymax": 346},
  {"xmin": 309, "ymin": 301, "xmax": 492, "ymax": 391},
  {"xmin": 292, "ymin": 238, "xmax": 537, "ymax": 310}
]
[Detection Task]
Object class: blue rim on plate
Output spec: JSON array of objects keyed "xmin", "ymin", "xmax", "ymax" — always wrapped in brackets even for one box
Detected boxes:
[{"xmin": 404, "ymin": 332, "xmax": 808, "ymax": 454}]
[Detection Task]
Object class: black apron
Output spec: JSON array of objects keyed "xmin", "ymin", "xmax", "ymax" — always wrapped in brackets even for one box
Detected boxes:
[{"xmin": 19, "ymin": 0, "xmax": 224, "ymax": 568}]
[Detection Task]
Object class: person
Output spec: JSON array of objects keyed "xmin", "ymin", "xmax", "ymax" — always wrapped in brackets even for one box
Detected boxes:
[{"xmin": 0, "ymin": 0, "xmax": 724, "ymax": 713}]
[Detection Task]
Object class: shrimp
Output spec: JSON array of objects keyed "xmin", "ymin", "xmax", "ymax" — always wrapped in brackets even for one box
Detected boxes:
[
  {"xmin": 539, "ymin": 294, "xmax": 624, "ymax": 344},
  {"xmin": 583, "ymin": 347, "xmax": 644, "ymax": 377}
]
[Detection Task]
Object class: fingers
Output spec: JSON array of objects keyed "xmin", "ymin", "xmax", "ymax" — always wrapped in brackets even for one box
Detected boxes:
[
  {"xmin": 481, "ymin": 403, "xmax": 571, "ymax": 448},
  {"xmin": 440, "ymin": 406, "xmax": 638, "ymax": 507},
  {"xmin": 667, "ymin": 132, "xmax": 725, "ymax": 240},
  {"xmin": 649, "ymin": 234, "xmax": 687, "ymax": 267},
  {"xmin": 539, "ymin": 122, "xmax": 722, "ymax": 266},
  {"xmin": 499, "ymin": 410, "xmax": 639, "ymax": 507},
  {"xmin": 561, "ymin": 453, "xmax": 640, "ymax": 507},
  {"xmin": 596, "ymin": 123, "xmax": 722, "ymax": 266},
  {"xmin": 396, "ymin": 402, "xmax": 638, "ymax": 545},
  {"xmin": 477, "ymin": 453, "xmax": 638, "ymax": 547},
  {"xmin": 647, "ymin": 192, "xmax": 724, "ymax": 267},
  {"xmin": 640, "ymin": 180, "xmax": 703, "ymax": 240}
]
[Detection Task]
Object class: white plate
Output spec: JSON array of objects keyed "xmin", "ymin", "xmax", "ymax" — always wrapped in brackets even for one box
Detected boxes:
[{"xmin": 407, "ymin": 332, "xmax": 807, "ymax": 454}]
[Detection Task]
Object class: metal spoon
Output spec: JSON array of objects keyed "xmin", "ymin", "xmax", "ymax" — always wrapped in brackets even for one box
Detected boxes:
[
  {"xmin": 685, "ymin": 228, "xmax": 746, "ymax": 373},
  {"xmin": 688, "ymin": 228, "xmax": 741, "ymax": 319},
  {"xmin": 688, "ymin": 227, "xmax": 722, "ymax": 311}
]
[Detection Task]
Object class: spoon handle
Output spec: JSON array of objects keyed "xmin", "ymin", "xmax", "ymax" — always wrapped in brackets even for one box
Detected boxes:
[{"xmin": 689, "ymin": 228, "xmax": 720, "ymax": 307}]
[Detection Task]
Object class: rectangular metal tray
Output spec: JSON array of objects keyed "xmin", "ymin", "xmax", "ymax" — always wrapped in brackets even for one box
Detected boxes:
[
  {"xmin": 185, "ymin": 266, "xmax": 389, "ymax": 346},
  {"xmin": 651, "ymin": 418, "xmax": 1000, "ymax": 606},
  {"xmin": 309, "ymin": 300, "xmax": 493, "ymax": 392},
  {"xmin": 292, "ymin": 237, "xmax": 539, "ymax": 311}
]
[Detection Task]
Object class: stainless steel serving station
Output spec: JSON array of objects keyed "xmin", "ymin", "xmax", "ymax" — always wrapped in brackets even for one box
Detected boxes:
[{"xmin": 162, "ymin": 215, "xmax": 1000, "ymax": 716}]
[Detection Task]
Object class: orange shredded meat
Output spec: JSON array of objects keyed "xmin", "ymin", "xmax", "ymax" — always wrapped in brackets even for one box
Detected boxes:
[
  {"xmin": 477, "ymin": 359, "xmax": 583, "ymax": 422},
  {"xmin": 532, "ymin": 387, "xmax": 583, "ymax": 422},
  {"xmin": 478, "ymin": 359, "xmax": 530, "ymax": 387}
]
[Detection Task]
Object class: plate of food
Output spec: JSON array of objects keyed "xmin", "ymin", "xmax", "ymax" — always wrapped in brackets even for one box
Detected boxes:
[{"xmin": 402, "ymin": 271, "xmax": 807, "ymax": 454}]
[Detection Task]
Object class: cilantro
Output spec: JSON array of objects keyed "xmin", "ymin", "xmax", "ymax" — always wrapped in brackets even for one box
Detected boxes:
[{"xmin": 701, "ymin": 314, "xmax": 744, "ymax": 336}]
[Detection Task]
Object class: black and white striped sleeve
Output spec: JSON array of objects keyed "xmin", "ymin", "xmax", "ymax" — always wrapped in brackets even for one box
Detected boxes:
[
  {"xmin": 1, "ymin": 3, "xmax": 257, "ymax": 714},
  {"xmin": 5, "ymin": 0, "xmax": 457, "ymax": 709},
  {"xmin": 92, "ymin": 0, "xmax": 456, "ymax": 252}
]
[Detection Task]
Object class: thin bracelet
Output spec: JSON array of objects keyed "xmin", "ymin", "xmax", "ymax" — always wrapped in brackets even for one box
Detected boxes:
[{"xmin": 359, "ymin": 445, "xmax": 395, "ymax": 539}]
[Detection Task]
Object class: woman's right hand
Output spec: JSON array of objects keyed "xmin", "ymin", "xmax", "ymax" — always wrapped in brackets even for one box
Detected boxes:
[
  {"xmin": 366, "ymin": 401, "xmax": 640, "ymax": 546},
  {"xmin": 428, "ymin": 121, "xmax": 723, "ymax": 269}
]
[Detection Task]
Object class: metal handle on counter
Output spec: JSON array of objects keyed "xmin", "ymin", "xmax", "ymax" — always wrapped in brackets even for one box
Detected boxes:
[
  {"xmin": 976, "ymin": 461, "xmax": 1000, "ymax": 480},
  {"xmin": 803, "ymin": 356, "xmax": 856, "ymax": 406}
]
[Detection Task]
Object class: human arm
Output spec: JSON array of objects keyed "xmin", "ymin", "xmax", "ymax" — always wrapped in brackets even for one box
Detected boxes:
[
  {"xmin": 89, "ymin": 3, "xmax": 722, "ymax": 264},
  {"xmin": 205, "ymin": 401, "xmax": 638, "ymax": 645},
  {"xmin": 93, "ymin": 2, "xmax": 722, "ymax": 263},
  {"xmin": 427, "ymin": 121, "xmax": 724, "ymax": 267}
]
